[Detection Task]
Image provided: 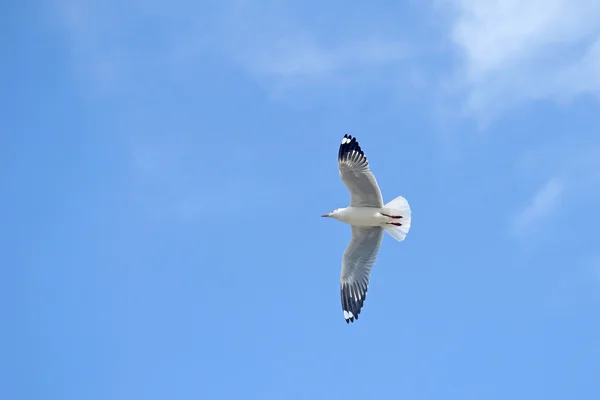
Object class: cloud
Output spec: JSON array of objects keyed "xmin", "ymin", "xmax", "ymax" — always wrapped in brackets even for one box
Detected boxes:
[
  {"xmin": 55, "ymin": 1, "xmax": 299, "ymax": 220},
  {"xmin": 193, "ymin": 1, "xmax": 419, "ymax": 93},
  {"xmin": 510, "ymin": 143, "xmax": 600, "ymax": 238},
  {"xmin": 445, "ymin": 0, "xmax": 600, "ymax": 121},
  {"xmin": 56, "ymin": 0, "xmax": 217, "ymax": 96},
  {"xmin": 511, "ymin": 176, "xmax": 565, "ymax": 236},
  {"xmin": 57, "ymin": 0, "xmax": 600, "ymax": 116},
  {"xmin": 56, "ymin": 0, "xmax": 415, "ymax": 100},
  {"xmin": 238, "ymin": 35, "xmax": 408, "ymax": 79},
  {"xmin": 56, "ymin": 0, "xmax": 134, "ymax": 94}
]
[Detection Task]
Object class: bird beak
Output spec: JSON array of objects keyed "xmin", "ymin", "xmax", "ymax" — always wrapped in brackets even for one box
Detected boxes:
[{"xmin": 321, "ymin": 214, "xmax": 330, "ymax": 218}]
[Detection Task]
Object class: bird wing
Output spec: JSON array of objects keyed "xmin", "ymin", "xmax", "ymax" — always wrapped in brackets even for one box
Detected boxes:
[
  {"xmin": 338, "ymin": 134, "xmax": 383, "ymax": 208},
  {"xmin": 340, "ymin": 226, "xmax": 384, "ymax": 323}
]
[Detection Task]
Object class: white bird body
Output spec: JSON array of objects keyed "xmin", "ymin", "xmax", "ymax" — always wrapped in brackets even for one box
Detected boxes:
[
  {"xmin": 323, "ymin": 134, "xmax": 412, "ymax": 323},
  {"xmin": 328, "ymin": 207, "xmax": 391, "ymax": 227}
]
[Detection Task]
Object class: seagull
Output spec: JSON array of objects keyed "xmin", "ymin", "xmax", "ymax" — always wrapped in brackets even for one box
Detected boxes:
[{"xmin": 322, "ymin": 134, "xmax": 412, "ymax": 323}]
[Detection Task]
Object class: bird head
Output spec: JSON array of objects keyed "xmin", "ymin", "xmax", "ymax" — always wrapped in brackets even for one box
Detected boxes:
[{"xmin": 321, "ymin": 209, "xmax": 341, "ymax": 218}]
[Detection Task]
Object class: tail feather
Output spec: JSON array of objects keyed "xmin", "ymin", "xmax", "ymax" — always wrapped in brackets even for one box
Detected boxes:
[{"xmin": 382, "ymin": 196, "xmax": 411, "ymax": 242}]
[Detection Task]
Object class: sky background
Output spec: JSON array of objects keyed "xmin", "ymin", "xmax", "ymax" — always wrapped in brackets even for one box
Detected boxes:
[{"xmin": 3, "ymin": 0, "xmax": 600, "ymax": 399}]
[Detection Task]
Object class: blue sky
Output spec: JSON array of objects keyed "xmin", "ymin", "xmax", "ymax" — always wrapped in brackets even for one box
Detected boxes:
[{"xmin": 3, "ymin": 0, "xmax": 600, "ymax": 399}]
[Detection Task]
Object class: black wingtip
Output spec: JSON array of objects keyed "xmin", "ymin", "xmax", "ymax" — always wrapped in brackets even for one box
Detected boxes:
[
  {"xmin": 341, "ymin": 281, "xmax": 369, "ymax": 324},
  {"xmin": 338, "ymin": 134, "xmax": 366, "ymax": 164}
]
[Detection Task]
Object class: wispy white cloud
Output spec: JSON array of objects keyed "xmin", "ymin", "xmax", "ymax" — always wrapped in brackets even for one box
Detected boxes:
[
  {"xmin": 56, "ymin": 1, "xmax": 303, "ymax": 220},
  {"xmin": 444, "ymin": 0, "xmax": 600, "ymax": 122},
  {"xmin": 59, "ymin": 0, "xmax": 600, "ymax": 117},
  {"xmin": 56, "ymin": 0, "xmax": 133, "ymax": 94},
  {"xmin": 238, "ymin": 35, "xmax": 408, "ymax": 79},
  {"xmin": 511, "ymin": 175, "xmax": 565, "ymax": 236},
  {"xmin": 56, "ymin": 0, "xmax": 213, "ymax": 96},
  {"xmin": 57, "ymin": 0, "xmax": 416, "ymax": 99},
  {"xmin": 511, "ymin": 143, "xmax": 600, "ymax": 238},
  {"xmin": 189, "ymin": 1, "xmax": 423, "ymax": 93}
]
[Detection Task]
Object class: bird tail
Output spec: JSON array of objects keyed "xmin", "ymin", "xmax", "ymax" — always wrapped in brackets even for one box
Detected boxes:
[{"xmin": 381, "ymin": 196, "xmax": 412, "ymax": 242}]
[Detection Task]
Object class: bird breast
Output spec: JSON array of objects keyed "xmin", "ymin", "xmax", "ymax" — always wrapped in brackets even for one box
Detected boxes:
[{"xmin": 339, "ymin": 207, "xmax": 386, "ymax": 227}]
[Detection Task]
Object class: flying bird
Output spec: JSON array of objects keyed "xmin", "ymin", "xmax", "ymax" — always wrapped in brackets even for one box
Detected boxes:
[{"xmin": 322, "ymin": 134, "xmax": 412, "ymax": 323}]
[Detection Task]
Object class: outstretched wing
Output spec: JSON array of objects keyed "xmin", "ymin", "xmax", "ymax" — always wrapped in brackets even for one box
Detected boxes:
[
  {"xmin": 338, "ymin": 134, "xmax": 383, "ymax": 208},
  {"xmin": 340, "ymin": 226, "xmax": 384, "ymax": 323}
]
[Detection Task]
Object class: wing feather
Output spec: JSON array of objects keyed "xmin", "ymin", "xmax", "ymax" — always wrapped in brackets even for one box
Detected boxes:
[
  {"xmin": 338, "ymin": 135, "xmax": 383, "ymax": 207},
  {"xmin": 340, "ymin": 226, "xmax": 384, "ymax": 323}
]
